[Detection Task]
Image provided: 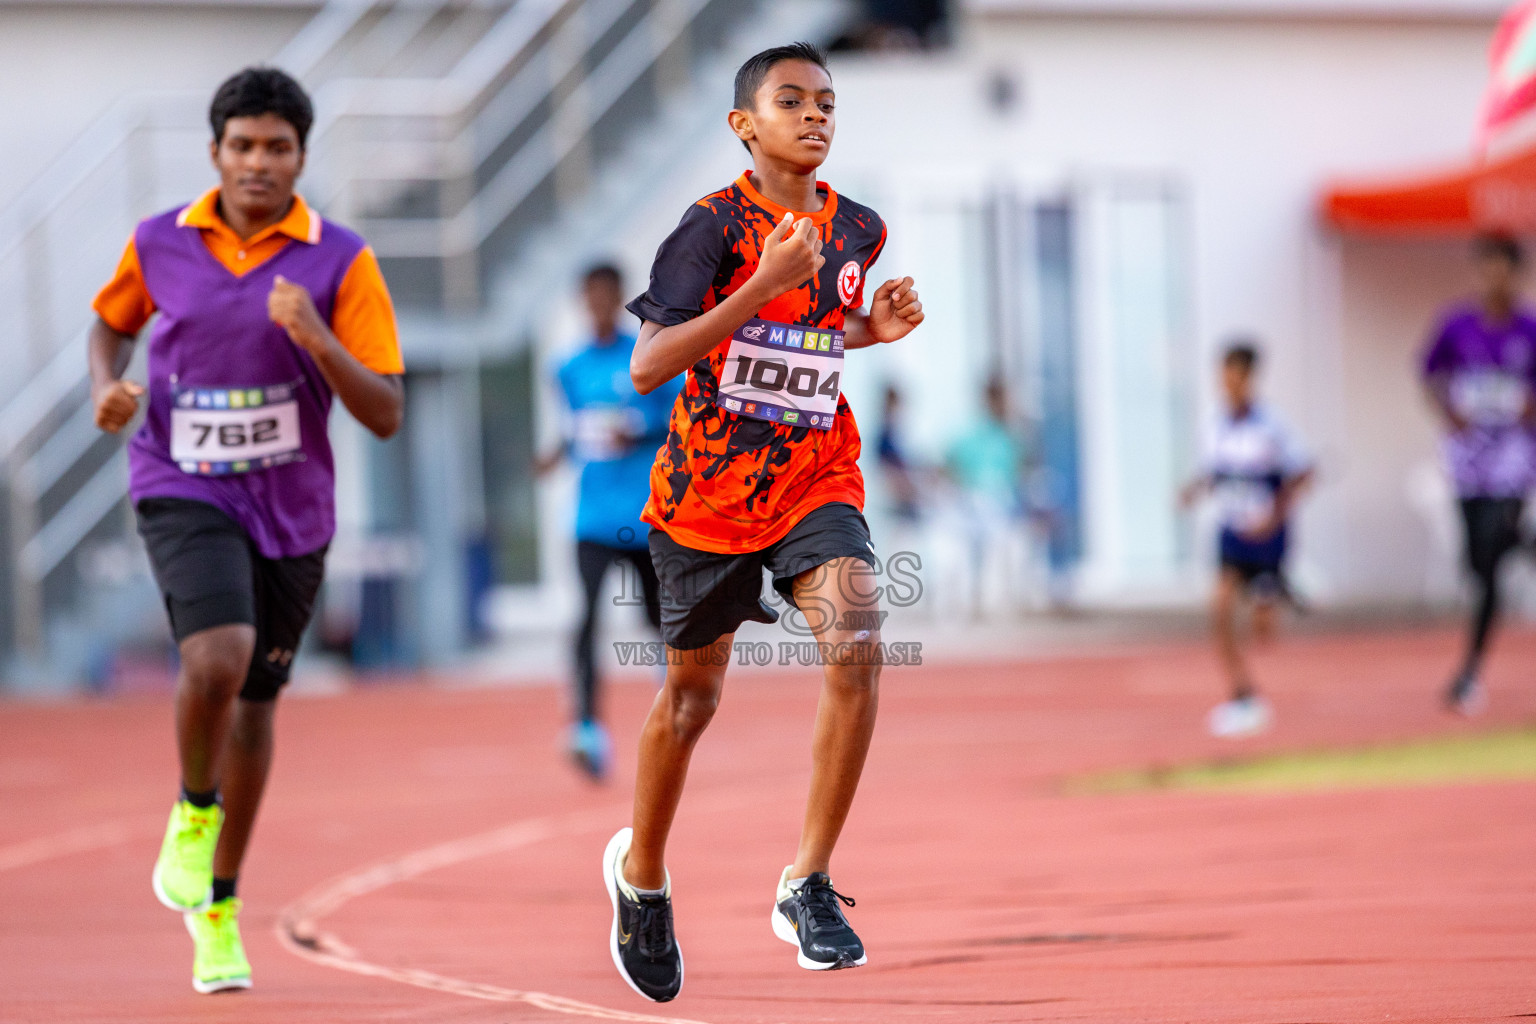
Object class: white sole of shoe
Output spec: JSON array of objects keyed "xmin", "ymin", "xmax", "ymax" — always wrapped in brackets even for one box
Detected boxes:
[
  {"xmin": 153, "ymin": 860, "xmax": 210, "ymax": 914},
  {"xmin": 1206, "ymin": 702, "xmax": 1273, "ymax": 740},
  {"xmin": 604, "ymin": 827, "xmax": 682, "ymax": 1002},
  {"xmin": 771, "ymin": 904, "xmax": 868, "ymax": 971},
  {"xmin": 183, "ymin": 915, "xmax": 250, "ymax": 993},
  {"xmin": 1209, "ymin": 723, "xmax": 1270, "ymax": 739},
  {"xmin": 190, "ymin": 974, "xmax": 252, "ymax": 995}
]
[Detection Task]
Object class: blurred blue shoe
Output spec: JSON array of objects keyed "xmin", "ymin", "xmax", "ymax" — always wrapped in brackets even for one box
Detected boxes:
[{"xmin": 568, "ymin": 720, "xmax": 613, "ymax": 781}]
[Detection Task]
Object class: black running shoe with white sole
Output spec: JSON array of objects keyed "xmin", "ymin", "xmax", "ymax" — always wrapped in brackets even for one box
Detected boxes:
[
  {"xmin": 771, "ymin": 866, "xmax": 867, "ymax": 970},
  {"xmin": 603, "ymin": 828, "xmax": 683, "ymax": 1002}
]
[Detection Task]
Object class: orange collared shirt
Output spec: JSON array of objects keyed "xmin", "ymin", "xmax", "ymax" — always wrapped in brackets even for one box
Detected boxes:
[{"xmin": 93, "ymin": 188, "xmax": 404, "ymax": 375}]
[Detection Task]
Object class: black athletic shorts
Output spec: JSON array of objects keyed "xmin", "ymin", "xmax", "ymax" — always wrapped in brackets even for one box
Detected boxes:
[
  {"xmin": 1221, "ymin": 558, "xmax": 1284, "ymax": 597},
  {"xmin": 1219, "ymin": 526, "xmax": 1287, "ymax": 599},
  {"xmin": 1460, "ymin": 496, "xmax": 1525, "ymax": 579},
  {"xmin": 136, "ymin": 497, "xmax": 327, "ymax": 702},
  {"xmin": 647, "ymin": 501, "xmax": 876, "ymax": 650}
]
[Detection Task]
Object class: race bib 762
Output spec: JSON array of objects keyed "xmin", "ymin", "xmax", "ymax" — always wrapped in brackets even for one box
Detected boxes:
[{"xmin": 170, "ymin": 382, "xmax": 304, "ymax": 475}]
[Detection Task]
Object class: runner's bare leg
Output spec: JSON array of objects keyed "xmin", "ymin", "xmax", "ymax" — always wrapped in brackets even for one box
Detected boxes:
[
  {"xmin": 174, "ymin": 625, "xmax": 257, "ymax": 793},
  {"xmin": 790, "ymin": 556, "xmax": 881, "ymax": 879},
  {"xmin": 213, "ymin": 698, "xmax": 276, "ymax": 878},
  {"xmin": 624, "ymin": 637, "xmax": 734, "ymax": 890}
]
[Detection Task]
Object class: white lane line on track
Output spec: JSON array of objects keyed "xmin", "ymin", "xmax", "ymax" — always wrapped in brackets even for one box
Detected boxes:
[
  {"xmin": 276, "ymin": 801, "xmax": 734, "ymax": 1024},
  {"xmin": 0, "ymin": 821, "xmax": 137, "ymax": 873}
]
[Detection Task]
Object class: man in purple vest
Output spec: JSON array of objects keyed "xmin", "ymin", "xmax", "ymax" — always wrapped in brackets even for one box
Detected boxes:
[
  {"xmin": 90, "ymin": 67, "xmax": 404, "ymax": 993},
  {"xmin": 1422, "ymin": 233, "xmax": 1536, "ymax": 716}
]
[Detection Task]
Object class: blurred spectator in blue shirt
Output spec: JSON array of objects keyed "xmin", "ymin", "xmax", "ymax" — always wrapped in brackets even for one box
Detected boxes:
[{"xmin": 539, "ymin": 264, "xmax": 682, "ymax": 779}]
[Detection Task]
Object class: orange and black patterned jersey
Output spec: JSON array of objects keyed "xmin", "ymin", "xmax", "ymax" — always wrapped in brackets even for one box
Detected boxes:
[{"xmin": 626, "ymin": 172, "xmax": 888, "ymax": 554}]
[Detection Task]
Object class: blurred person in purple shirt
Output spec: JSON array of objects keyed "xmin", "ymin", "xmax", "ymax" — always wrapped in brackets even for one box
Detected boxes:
[{"xmin": 1421, "ymin": 233, "xmax": 1536, "ymax": 715}]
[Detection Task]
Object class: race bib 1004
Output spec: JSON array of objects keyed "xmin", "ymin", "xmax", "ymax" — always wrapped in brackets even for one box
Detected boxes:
[
  {"xmin": 170, "ymin": 382, "xmax": 304, "ymax": 475},
  {"xmin": 716, "ymin": 318, "xmax": 844, "ymax": 430}
]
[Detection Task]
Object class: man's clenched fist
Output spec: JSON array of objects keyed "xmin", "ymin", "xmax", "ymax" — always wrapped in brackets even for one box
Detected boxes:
[
  {"xmin": 268, "ymin": 275, "xmax": 328, "ymax": 354},
  {"xmin": 93, "ymin": 379, "xmax": 145, "ymax": 434}
]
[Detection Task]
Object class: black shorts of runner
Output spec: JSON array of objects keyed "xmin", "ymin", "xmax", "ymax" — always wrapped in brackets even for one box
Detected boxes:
[
  {"xmin": 1460, "ymin": 496, "xmax": 1525, "ymax": 579},
  {"xmin": 1218, "ymin": 526, "xmax": 1289, "ymax": 601},
  {"xmin": 1220, "ymin": 556, "xmax": 1285, "ymax": 599},
  {"xmin": 136, "ymin": 497, "xmax": 327, "ymax": 702},
  {"xmin": 648, "ymin": 501, "xmax": 876, "ymax": 650}
]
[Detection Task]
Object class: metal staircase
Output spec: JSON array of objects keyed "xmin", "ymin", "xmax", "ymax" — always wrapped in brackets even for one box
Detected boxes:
[{"xmin": 0, "ymin": 0, "xmax": 855, "ymax": 684}]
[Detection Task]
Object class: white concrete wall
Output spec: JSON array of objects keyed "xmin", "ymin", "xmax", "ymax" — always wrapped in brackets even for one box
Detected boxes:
[
  {"xmin": 0, "ymin": 2, "xmax": 315, "ymax": 210},
  {"xmin": 1333, "ymin": 236, "xmax": 1472, "ymax": 605}
]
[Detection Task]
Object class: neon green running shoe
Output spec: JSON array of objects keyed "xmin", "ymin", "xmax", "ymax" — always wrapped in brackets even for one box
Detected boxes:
[
  {"xmin": 151, "ymin": 800, "xmax": 221, "ymax": 912},
  {"xmin": 185, "ymin": 897, "xmax": 252, "ymax": 993}
]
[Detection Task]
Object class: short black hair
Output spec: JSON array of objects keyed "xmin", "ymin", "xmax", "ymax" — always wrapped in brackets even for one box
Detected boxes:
[
  {"xmin": 583, "ymin": 262, "xmax": 622, "ymax": 288},
  {"xmin": 734, "ymin": 41, "xmax": 830, "ymax": 108},
  {"xmin": 210, "ymin": 67, "xmax": 314, "ymax": 148},
  {"xmin": 732, "ymin": 43, "xmax": 831, "ymax": 154},
  {"xmin": 1474, "ymin": 232, "xmax": 1524, "ymax": 268},
  {"xmin": 1222, "ymin": 339, "xmax": 1260, "ymax": 374}
]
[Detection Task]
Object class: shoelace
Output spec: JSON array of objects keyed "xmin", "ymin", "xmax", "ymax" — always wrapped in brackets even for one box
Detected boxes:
[
  {"xmin": 794, "ymin": 881, "xmax": 856, "ymax": 929},
  {"xmin": 631, "ymin": 898, "xmax": 674, "ymax": 958},
  {"xmin": 180, "ymin": 807, "xmax": 217, "ymax": 840},
  {"xmin": 197, "ymin": 902, "xmax": 241, "ymax": 954},
  {"xmin": 213, "ymin": 915, "xmax": 241, "ymax": 954}
]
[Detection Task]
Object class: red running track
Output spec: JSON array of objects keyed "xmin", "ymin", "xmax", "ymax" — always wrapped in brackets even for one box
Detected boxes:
[{"xmin": 2, "ymin": 625, "xmax": 1534, "ymax": 1023}]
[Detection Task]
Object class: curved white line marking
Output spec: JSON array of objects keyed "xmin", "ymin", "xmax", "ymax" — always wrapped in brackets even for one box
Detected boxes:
[
  {"xmin": 0, "ymin": 821, "xmax": 136, "ymax": 873},
  {"xmin": 275, "ymin": 805, "xmax": 713, "ymax": 1024}
]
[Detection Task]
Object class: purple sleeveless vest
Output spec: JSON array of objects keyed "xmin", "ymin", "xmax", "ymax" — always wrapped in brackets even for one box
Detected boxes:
[{"xmin": 128, "ymin": 203, "xmax": 367, "ymax": 558}]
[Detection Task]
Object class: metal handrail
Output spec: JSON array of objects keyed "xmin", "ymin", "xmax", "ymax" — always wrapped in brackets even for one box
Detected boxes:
[
  {"xmin": 467, "ymin": 0, "xmax": 719, "ymax": 248},
  {"xmin": 0, "ymin": 97, "xmax": 148, "ymax": 269},
  {"xmin": 300, "ymin": 0, "xmax": 576, "ymax": 152},
  {"xmin": 299, "ymin": 0, "xmax": 580, "ymax": 210},
  {"xmin": 16, "ymin": 402, "xmax": 102, "ymax": 501},
  {"xmin": 0, "ymin": 338, "xmax": 90, "ymax": 462},
  {"xmin": 279, "ymin": 0, "xmax": 378, "ymax": 75},
  {"xmin": 19, "ymin": 459, "xmax": 128, "ymax": 582},
  {"xmin": 319, "ymin": 0, "xmax": 715, "ymax": 258}
]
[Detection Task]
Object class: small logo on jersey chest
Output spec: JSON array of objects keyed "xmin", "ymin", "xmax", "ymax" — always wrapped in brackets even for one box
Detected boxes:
[{"xmin": 837, "ymin": 261, "xmax": 861, "ymax": 306}]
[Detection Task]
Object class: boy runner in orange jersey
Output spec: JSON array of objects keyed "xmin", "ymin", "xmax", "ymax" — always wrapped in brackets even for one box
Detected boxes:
[{"xmin": 602, "ymin": 42, "xmax": 924, "ymax": 1002}]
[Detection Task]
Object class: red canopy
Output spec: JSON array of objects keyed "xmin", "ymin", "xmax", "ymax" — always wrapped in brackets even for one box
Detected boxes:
[{"xmin": 1322, "ymin": 143, "xmax": 1536, "ymax": 235}]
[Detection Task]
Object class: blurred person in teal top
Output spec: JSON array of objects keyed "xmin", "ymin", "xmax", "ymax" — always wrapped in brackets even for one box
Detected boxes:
[
  {"xmin": 947, "ymin": 377, "xmax": 1024, "ymax": 509},
  {"xmin": 946, "ymin": 377, "xmax": 1026, "ymax": 615},
  {"xmin": 544, "ymin": 264, "xmax": 682, "ymax": 779}
]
